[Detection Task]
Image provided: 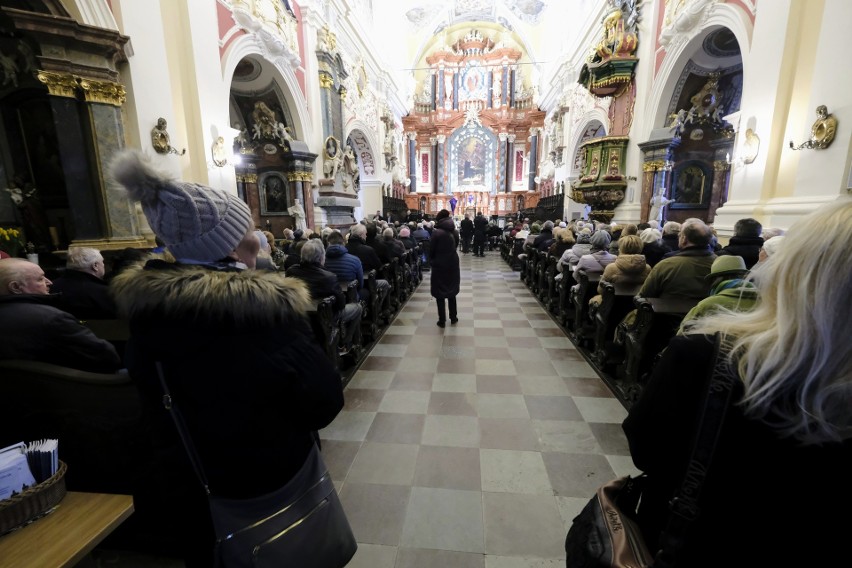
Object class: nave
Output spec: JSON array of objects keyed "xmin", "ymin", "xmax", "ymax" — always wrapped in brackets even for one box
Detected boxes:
[{"xmin": 320, "ymin": 251, "xmax": 640, "ymax": 567}]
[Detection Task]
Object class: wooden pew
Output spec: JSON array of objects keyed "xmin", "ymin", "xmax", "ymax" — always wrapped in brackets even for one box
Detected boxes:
[
  {"xmin": 361, "ymin": 269, "xmax": 380, "ymax": 340},
  {"xmin": 590, "ymin": 280, "xmax": 643, "ymax": 369},
  {"xmin": 543, "ymin": 256, "xmax": 559, "ymax": 314},
  {"xmin": 615, "ymin": 296, "xmax": 700, "ymax": 404},
  {"xmin": 568, "ymin": 270, "xmax": 601, "ymax": 346},
  {"xmin": 557, "ymin": 271, "xmax": 577, "ymax": 329},
  {"xmin": 308, "ymin": 296, "xmax": 341, "ymax": 369},
  {"xmin": 536, "ymin": 251, "xmax": 550, "ymax": 301}
]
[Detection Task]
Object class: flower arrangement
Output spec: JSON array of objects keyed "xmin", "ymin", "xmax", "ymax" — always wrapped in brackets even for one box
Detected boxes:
[{"xmin": 0, "ymin": 227, "xmax": 24, "ymax": 257}]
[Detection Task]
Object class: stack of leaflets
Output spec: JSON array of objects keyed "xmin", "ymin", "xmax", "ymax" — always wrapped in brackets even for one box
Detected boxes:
[
  {"xmin": 25, "ymin": 439, "xmax": 59, "ymax": 484},
  {"xmin": 0, "ymin": 443, "xmax": 37, "ymax": 501}
]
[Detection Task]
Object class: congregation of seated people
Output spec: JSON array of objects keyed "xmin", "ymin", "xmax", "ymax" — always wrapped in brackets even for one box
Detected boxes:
[{"xmin": 500, "ymin": 213, "xmax": 781, "ymax": 403}]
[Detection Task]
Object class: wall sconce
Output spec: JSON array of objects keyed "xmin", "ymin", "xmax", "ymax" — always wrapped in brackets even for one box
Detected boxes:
[
  {"xmin": 790, "ymin": 105, "xmax": 838, "ymax": 150},
  {"xmin": 741, "ymin": 128, "xmax": 760, "ymax": 164},
  {"xmin": 727, "ymin": 128, "xmax": 761, "ymax": 168},
  {"xmin": 210, "ymin": 132, "xmax": 243, "ymax": 168}
]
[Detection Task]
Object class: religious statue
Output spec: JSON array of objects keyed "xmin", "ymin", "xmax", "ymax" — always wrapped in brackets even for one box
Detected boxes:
[
  {"xmin": 648, "ymin": 189, "xmax": 675, "ymax": 223},
  {"xmin": 288, "ymin": 198, "xmax": 308, "ymax": 232},
  {"xmin": 6, "ymin": 177, "xmax": 51, "ymax": 248},
  {"xmin": 251, "ymin": 101, "xmax": 278, "ymax": 140}
]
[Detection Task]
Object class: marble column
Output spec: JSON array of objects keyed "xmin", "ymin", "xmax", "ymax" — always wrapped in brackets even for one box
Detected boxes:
[
  {"xmin": 408, "ymin": 132, "xmax": 417, "ymax": 193},
  {"xmin": 506, "ymin": 134, "xmax": 516, "ymax": 193},
  {"xmin": 436, "ymin": 135, "xmax": 446, "ymax": 194},
  {"xmin": 498, "ymin": 132, "xmax": 508, "ymax": 195},
  {"xmin": 528, "ymin": 128, "xmax": 539, "ymax": 192}
]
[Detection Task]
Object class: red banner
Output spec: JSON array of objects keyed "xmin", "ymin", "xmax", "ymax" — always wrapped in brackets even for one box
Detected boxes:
[
  {"xmin": 421, "ymin": 153, "xmax": 429, "ymax": 183},
  {"xmin": 515, "ymin": 150, "xmax": 524, "ymax": 182}
]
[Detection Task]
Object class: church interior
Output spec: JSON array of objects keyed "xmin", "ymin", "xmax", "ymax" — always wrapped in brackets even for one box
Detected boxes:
[{"xmin": 0, "ymin": 0, "xmax": 850, "ymax": 566}]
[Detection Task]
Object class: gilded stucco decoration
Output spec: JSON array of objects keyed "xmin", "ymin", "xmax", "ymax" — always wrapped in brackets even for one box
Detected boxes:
[{"xmin": 578, "ymin": 0, "xmax": 640, "ymax": 97}]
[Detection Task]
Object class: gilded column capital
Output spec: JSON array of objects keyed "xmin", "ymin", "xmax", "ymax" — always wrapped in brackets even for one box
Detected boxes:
[
  {"xmin": 339, "ymin": 86, "xmax": 347, "ymax": 100},
  {"xmin": 642, "ymin": 160, "xmax": 665, "ymax": 172},
  {"xmin": 79, "ymin": 78, "xmax": 126, "ymax": 107},
  {"xmin": 319, "ymin": 73, "xmax": 334, "ymax": 89},
  {"xmin": 37, "ymin": 71, "xmax": 78, "ymax": 98},
  {"xmin": 286, "ymin": 171, "xmax": 313, "ymax": 182}
]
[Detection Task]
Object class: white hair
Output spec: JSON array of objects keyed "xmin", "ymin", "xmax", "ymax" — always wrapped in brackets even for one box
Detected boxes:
[
  {"xmin": 762, "ymin": 235, "xmax": 785, "ymax": 257},
  {"xmin": 687, "ymin": 198, "xmax": 852, "ymax": 444},
  {"xmin": 761, "ymin": 227, "xmax": 785, "ymax": 241},
  {"xmin": 350, "ymin": 224, "xmax": 367, "ymax": 238},
  {"xmin": 662, "ymin": 221, "xmax": 681, "ymax": 236},
  {"xmin": 382, "ymin": 228, "xmax": 395, "ymax": 239},
  {"xmin": 66, "ymin": 247, "xmax": 103, "ymax": 270},
  {"xmin": 300, "ymin": 239, "xmax": 326, "ymax": 265}
]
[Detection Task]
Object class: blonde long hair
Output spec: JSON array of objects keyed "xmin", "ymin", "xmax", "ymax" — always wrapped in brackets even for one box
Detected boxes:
[{"xmin": 687, "ymin": 198, "xmax": 852, "ymax": 444}]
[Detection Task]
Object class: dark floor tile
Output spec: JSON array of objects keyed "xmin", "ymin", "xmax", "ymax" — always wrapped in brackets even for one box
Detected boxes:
[
  {"xmin": 360, "ymin": 356, "xmax": 403, "ymax": 372},
  {"xmin": 366, "ymin": 413, "xmax": 426, "ymax": 444},
  {"xmin": 343, "ymin": 388, "xmax": 386, "ymax": 412}
]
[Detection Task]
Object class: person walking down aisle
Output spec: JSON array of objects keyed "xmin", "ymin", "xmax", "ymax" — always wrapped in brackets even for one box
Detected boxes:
[
  {"xmin": 108, "ymin": 150, "xmax": 345, "ymax": 567},
  {"xmin": 622, "ymin": 198, "xmax": 852, "ymax": 568},
  {"xmin": 460, "ymin": 213, "xmax": 474, "ymax": 254},
  {"xmin": 429, "ymin": 209, "xmax": 460, "ymax": 328},
  {"xmin": 472, "ymin": 211, "xmax": 488, "ymax": 257}
]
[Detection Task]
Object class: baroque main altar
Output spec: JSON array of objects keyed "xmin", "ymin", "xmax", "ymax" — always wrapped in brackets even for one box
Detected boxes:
[{"xmin": 401, "ymin": 29, "xmax": 545, "ymax": 219}]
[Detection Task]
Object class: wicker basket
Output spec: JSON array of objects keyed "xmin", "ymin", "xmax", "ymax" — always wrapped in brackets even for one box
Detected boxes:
[{"xmin": 0, "ymin": 460, "xmax": 67, "ymax": 536}]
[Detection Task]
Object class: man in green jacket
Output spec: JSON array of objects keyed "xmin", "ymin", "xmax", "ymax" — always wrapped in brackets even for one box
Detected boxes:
[{"xmin": 639, "ymin": 218, "xmax": 716, "ymax": 300}]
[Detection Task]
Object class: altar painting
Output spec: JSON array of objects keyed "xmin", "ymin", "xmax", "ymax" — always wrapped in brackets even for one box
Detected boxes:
[{"xmin": 448, "ymin": 125, "xmax": 496, "ymax": 193}]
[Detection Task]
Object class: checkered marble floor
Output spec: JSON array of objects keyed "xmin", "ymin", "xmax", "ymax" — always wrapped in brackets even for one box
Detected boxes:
[{"xmin": 320, "ymin": 250, "xmax": 640, "ymax": 568}]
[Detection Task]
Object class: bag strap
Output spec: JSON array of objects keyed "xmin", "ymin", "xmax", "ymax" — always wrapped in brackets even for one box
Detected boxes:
[
  {"xmin": 155, "ymin": 361, "xmax": 211, "ymax": 496},
  {"xmin": 654, "ymin": 332, "xmax": 737, "ymax": 567}
]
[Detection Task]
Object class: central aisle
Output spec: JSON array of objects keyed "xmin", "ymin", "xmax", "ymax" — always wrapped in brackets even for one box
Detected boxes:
[{"xmin": 320, "ymin": 251, "xmax": 640, "ymax": 567}]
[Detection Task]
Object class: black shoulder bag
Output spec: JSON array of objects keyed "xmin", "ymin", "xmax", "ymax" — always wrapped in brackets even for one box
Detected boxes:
[
  {"xmin": 565, "ymin": 333, "xmax": 736, "ymax": 568},
  {"xmin": 155, "ymin": 362, "xmax": 357, "ymax": 568}
]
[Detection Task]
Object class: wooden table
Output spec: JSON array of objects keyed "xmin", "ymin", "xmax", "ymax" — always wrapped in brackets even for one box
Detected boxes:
[{"xmin": 0, "ymin": 491, "xmax": 134, "ymax": 568}]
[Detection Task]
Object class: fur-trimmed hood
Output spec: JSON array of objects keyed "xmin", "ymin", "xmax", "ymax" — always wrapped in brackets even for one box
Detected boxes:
[{"xmin": 110, "ymin": 260, "xmax": 312, "ymax": 328}]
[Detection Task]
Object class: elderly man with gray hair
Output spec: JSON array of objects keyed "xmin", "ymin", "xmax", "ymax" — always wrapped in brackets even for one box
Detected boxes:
[
  {"xmin": 639, "ymin": 217, "xmax": 716, "ymax": 300},
  {"xmin": 0, "ymin": 257, "xmax": 121, "ymax": 372},
  {"xmin": 287, "ymin": 239, "xmax": 362, "ymax": 355},
  {"xmin": 50, "ymin": 246, "xmax": 116, "ymax": 319}
]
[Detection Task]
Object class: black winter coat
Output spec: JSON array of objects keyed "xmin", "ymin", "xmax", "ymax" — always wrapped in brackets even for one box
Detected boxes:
[
  {"xmin": 717, "ymin": 235, "xmax": 764, "ymax": 268},
  {"xmin": 624, "ymin": 334, "xmax": 851, "ymax": 568},
  {"xmin": 50, "ymin": 268, "xmax": 116, "ymax": 319},
  {"xmin": 286, "ymin": 262, "xmax": 345, "ymax": 311},
  {"xmin": 429, "ymin": 217, "xmax": 460, "ymax": 299},
  {"xmin": 473, "ymin": 215, "xmax": 488, "ymax": 243},
  {"xmin": 0, "ymin": 293, "xmax": 121, "ymax": 372},
  {"xmin": 347, "ymin": 236, "xmax": 383, "ymax": 273},
  {"xmin": 460, "ymin": 218, "xmax": 474, "ymax": 237},
  {"xmin": 111, "ymin": 261, "xmax": 343, "ymax": 561}
]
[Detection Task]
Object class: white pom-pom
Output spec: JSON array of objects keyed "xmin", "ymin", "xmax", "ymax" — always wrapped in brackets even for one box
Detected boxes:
[{"xmin": 108, "ymin": 149, "xmax": 174, "ymax": 203}]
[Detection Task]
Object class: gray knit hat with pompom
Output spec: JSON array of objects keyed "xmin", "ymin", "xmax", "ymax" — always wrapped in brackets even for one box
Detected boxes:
[{"xmin": 109, "ymin": 150, "xmax": 251, "ymax": 262}]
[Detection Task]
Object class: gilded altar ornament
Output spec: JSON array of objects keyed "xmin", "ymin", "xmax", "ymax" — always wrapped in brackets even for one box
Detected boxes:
[{"xmin": 790, "ymin": 106, "xmax": 838, "ymax": 150}]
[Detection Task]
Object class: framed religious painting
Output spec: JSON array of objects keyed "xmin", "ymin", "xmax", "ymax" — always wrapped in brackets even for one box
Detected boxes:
[
  {"xmin": 259, "ymin": 172, "xmax": 289, "ymax": 215},
  {"xmin": 324, "ymin": 136, "xmax": 339, "ymax": 159},
  {"xmin": 671, "ymin": 161, "xmax": 713, "ymax": 209}
]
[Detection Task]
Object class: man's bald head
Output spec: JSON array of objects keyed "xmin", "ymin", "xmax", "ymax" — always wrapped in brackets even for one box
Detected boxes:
[{"xmin": 0, "ymin": 258, "xmax": 52, "ymax": 295}]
